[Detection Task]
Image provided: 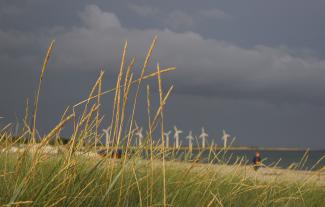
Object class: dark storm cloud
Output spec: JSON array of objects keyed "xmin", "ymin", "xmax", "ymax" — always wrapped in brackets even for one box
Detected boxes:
[
  {"xmin": 1, "ymin": 4, "xmax": 325, "ymax": 105},
  {"xmin": 127, "ymin": 3, "xmax": 231, "ymax": 31},
  {"xmin": 1, "ymin": 1, "xmax": 325, "ymax": 148}
]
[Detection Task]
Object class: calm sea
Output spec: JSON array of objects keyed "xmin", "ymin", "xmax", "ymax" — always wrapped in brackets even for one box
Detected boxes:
[{"xmin": 169, "ymin": 149, "xmax": 325, "ymax": 171}]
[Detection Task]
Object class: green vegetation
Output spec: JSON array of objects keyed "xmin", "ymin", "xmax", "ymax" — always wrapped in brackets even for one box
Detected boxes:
[
  {"xmin": 0, "ymin": 150, "xmax": 324, "ymax": 207},
  {"xmin": 0, "ymin": 38, "xmax": 324, "ymax": 206}
]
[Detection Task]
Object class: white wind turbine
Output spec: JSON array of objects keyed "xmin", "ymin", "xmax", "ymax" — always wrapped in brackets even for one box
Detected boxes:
[
  {"xmin": 221, "ymin": 130, "xmax": 231, "ymax": 148},
  {"xmin": 135, "ymin": 127, "xmax": 144, "ymax": 146},
  {"xmin": 164, "ymin": 131, "xmax": 171, "ymax": 148},
  {"xmin": 173, "ymin": 126, "xmax": 183, "ymax": 148},
  {"xmin": 199, "ymin": 127, "xmax": 208, "ymax": 148},
  {"xmin": 102, "ymin": 126, "xmax": 112, "ymax": 147},
  {"xmin": 186, "ymin": 131, "xmax": 194, "ymax": 150}
]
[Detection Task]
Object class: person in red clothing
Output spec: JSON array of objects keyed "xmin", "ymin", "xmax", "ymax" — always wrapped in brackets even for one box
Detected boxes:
[{"xmin": 252, "ymin": 151, "xmax": 262, "ymax": 171}]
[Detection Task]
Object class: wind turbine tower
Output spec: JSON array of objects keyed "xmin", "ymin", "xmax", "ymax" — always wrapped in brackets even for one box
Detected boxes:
[
  {"xmin": 164, "ymin": 131, "xmax": 171, "ymax": 148},
  {"xmin": 199, "ymin": 127, "xmax": 208, "ymax": 148},
  {"xmin": 186, "ymin": 131, "xmax": 194, "ymax": 151},
  {"xmin": 221, "ymin": 130, "xmax": 231, "ymax": 148},
  {"xmin": 135, "ymin": 127, "xmax": 144, "ymax": 146},
  {"xmin": 102, "ymin": 126, "xmax": 112, "ymax": 148},
  {"xmin": 173, "ymin": 126, "xmax": 183, "ymax": 148}
]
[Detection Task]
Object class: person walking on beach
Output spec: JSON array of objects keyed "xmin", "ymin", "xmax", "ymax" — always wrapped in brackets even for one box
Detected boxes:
[{"xmin": 252, "ymin": 151, "xmax": 262, "ymax": 171}]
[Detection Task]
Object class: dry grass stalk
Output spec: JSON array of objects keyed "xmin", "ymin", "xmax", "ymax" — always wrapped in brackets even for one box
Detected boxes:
[
  {"xmin": 156, "ymin": 63, "xmax": 167, "ymax": 206},
  {"xmin": 110, "ymin": 41, "xmax": 127, "ymax": 149},
  {"xmin": 95, "ymin": 71, "xmax": 104, "ymax": 150},
  {"xmin": 73, "ymin": 66, "xmax": 176, "ymax": 108},
  {"xmin": 32, "ymin": 40, "xmax": 55, "ymax": 143},
  {"xmin": 146, "ymin": 85, "xmax": 154, "ymax": 205},
  {"xmin": 125, "ymin": 36, "xmax": 157, "ymax": 152}
]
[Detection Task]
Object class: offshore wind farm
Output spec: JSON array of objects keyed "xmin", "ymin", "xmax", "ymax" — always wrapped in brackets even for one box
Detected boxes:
[
  {"xmin": 94, "ymin": 125, "xmax": 325, "ymax": 170},
  {"xmin": 97, "ymin": 125, "xmax": 309, "ymax": 151}
]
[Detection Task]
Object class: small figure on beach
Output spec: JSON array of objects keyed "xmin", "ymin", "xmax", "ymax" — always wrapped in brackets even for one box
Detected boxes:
[
  {"xmin": 173, "ymin": 126, "xmax": 183, "ymax": 148},
  {"xmin": 164, "ymin": 131, "xmax": 171, "ymax": 148},
  {"xmin": 252, "ymin": 151, "xmax": 262, "ymax": 171},
  {"xmin": 199, "ymin": 127, "xmax": 208, "ymax": 148}
]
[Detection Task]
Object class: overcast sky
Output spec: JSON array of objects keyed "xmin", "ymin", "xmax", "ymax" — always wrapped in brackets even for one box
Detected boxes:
[{"xmin": 1, "ymin": 0, "xmax": 325, "ymax": 148}]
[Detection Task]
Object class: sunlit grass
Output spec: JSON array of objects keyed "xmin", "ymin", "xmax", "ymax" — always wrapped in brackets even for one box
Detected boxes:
[{"xmin": 0, "ymin": 150, "xmax": 324, "ymax": 207}]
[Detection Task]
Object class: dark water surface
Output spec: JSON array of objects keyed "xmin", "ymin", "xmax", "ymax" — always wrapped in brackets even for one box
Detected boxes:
[{"xmin": 167, "ymin": 149, "xmax": 325, "ymax": 171}]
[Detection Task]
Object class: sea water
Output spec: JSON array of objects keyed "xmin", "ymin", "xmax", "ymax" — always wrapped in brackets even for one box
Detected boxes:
[{"xmin": 172, "ymin": 149, "xmax": 325, "ymax": 170}]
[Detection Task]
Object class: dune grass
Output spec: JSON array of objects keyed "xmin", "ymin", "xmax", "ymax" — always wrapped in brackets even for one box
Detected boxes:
[
  {"xmin": 0, "ymin": 38, "xmax": 324, "ymax": 207},
  {"xmin": 0, "ymin": 151, "xmax": 324, "ymax": 207}
]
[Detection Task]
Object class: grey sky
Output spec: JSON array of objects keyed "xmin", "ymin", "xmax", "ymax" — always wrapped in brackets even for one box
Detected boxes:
[{"xmin": 0, "ymin": 0, "xmax": 325, "ymax": 148}]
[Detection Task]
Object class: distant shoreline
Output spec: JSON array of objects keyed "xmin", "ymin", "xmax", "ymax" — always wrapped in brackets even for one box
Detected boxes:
[
  {"xmin": 4, "ymin": 143, "xmax": 325, "ymax": 152},
  {"xmin": 96, "ymin": 146, "xmax": 325, "ymax": 152}
]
